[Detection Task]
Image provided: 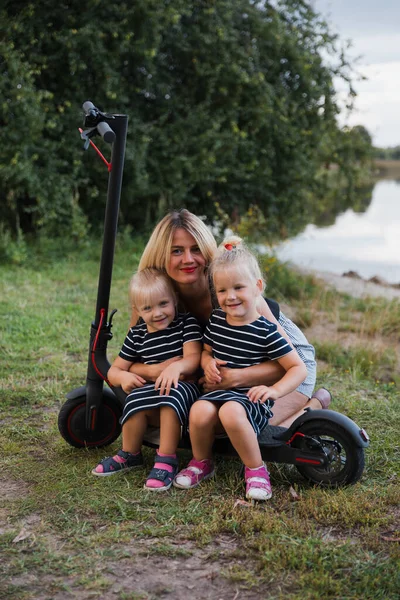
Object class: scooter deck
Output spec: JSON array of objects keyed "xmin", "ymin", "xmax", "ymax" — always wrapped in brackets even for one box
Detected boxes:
[
  {"xmin": 212, "ymin": 425, "xmax": 288, "ymax": 456},
  {"xmin": 142, "ymin": 425, "xmax": 289, "ymax": 454}
]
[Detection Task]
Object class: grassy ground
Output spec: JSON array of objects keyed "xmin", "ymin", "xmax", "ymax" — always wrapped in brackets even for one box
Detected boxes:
[{"xmin": 1, "ymin": 239, "xmax": 399, "ymax": 600}]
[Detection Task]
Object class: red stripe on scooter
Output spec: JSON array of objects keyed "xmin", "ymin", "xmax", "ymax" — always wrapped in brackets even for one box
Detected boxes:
[
  {"xmin": 295, "ymin": 458, "xmax": 323, "ymax": 465},
  {"xmin": 91, "ymin": 409, "xmax": 97, "ymax": 430}
]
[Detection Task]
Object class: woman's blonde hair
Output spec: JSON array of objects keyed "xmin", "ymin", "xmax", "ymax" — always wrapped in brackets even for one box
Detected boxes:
[
  {"xmin": 129, "ymin": 268, "xmax": 177, "ymax": 309},
  {"xmin": 138, "ymin": 209, "xmax": 218, "ymax": 271},
  {"xmin": 210, "ymin": 235, "xmax": 265, "ymax": 291}
]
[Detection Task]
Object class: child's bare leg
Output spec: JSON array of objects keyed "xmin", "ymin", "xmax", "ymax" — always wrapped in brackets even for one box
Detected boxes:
[
  {"xmin": 189, "ymin": 400, "xmax": 221, "ymax": 460},
  {"xmin": 219, "ymin": 401, "xmax": 272, "ymax": 501},
  {"xmin": 146, "ymin": 407, "xmax": 181, "ymax": 491},
  {"xmin": 269, "ymin": 392, "xmax": 320, "ymax": 428},
  {"xmin": 158, "ymin": 406, "xmax": 181, "ymax": 455},
  {"xmin": 122, "ymin": 408, "xmax": 160, "ymax": 453},
  {"xmin": 173, "ymin": 400, "xmax": 218, "ymax": 490},
  {"xmin": 92, "ymin": 409, "xmax": 156, "ymax": 476},
  {"xmin": 218, "ymin": 402, "xmax": 262, "ymax": 468}
]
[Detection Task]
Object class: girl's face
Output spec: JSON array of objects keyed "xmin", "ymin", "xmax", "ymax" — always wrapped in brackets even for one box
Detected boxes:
[
  {"xmin": 166, "ymin": 228, "xmax": 207, "ymax": 285},
  {"xmin": 135, "ymin": 289, "xmax": 176, "ymax": 333},
  {"xmin": 214, "ymin": 266, "xmax": 263, "ymax": 325}
]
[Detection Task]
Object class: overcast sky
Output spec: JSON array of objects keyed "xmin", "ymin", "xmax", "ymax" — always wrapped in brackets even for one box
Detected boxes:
[{"xmin": 314, "ymin": 0, "xmax": 400, "ymax": 147}]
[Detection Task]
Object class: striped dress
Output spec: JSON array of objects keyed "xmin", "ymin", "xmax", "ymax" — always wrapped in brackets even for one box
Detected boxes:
[
  {"xmin": 119, "ymin": 313, "xmax": 202, "ymax": 427},
  {"xmin": 199, "ymin": 309, "xmax": 294, "ymax": 435}
]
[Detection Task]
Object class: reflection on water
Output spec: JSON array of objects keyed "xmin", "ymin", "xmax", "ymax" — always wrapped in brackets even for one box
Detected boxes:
[{"xmin": 275, "ymin": 180, "xmax": 400, "ymax": 284}]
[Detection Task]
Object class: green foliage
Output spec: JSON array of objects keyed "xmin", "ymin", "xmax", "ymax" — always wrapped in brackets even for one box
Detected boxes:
[
  {"xmin": 374, "ymin": 145, "xmax": 400, "ymax": 160},
  {"xmin": 314, "ymin": 341, "xmax": 397, "ymax": 380},
  {"xmin": 1, "ymin": 0, "xmax": 373, "ymax": 251},
  {"xmin": 0, "ymin": 225, "xmax": 28, "ymax": 265},
  {"xmin": 260, "ymin": 253, "xmax": 321, "ymax": 300}
]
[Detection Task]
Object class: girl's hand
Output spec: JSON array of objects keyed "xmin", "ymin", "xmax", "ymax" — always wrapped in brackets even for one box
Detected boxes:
[
  {"xmin": 203, "ymin": 359, "xmax": 226, "ymax": 384},
  {"xmin": 155, "ymin": 362, "xmax": 182, "ymax": 396},
  {"xmin": 120, "ymin": 372, "xmax": 146, "ymax": 394},
  {"xmin": 247, "ymin": 385, "xmax": 279, "ymax": 403}
]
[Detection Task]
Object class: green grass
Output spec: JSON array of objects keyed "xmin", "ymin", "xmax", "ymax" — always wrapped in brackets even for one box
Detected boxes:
[{"xmin": 1, "ymin": 239, "xmax": 399, "ymax": 599}]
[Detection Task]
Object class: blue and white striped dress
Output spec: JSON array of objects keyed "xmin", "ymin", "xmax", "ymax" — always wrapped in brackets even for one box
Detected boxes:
[
  {"xmin": 199, "ymin": 309, "xmax": 294, "ymax": 435},
  {"xmin": 119, "ymin": 313, "xmax": 202, "ymax": 427}
]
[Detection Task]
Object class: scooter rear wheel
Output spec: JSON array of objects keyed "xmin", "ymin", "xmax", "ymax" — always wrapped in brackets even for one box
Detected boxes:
[
  {"xmin": 293, "ymin": 419, "xmax": 365, "ymax": 486},
  {"xmin": 58, "ymin": 394, "xmax": 122, "ymax": 449}
]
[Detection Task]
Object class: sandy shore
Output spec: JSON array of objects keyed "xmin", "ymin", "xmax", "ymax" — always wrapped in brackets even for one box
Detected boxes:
[{"xmin": 298, "ymin": 268, "xmax": 400, "ymax": 301}]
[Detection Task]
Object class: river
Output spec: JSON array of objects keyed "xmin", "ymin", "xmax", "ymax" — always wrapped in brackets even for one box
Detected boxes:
[{"xmin": 274, "ymin": 179, "xmax": 400, "ymax": 285}]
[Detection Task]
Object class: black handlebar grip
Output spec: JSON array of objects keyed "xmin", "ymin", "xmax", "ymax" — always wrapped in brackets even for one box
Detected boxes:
[
  {"xmin": 97, "ymin": 121, "xmax": 116, "ymax": 144},
  {"xmin": 82, "ymin": 101, "xmax": 96, "ymax": 115}
]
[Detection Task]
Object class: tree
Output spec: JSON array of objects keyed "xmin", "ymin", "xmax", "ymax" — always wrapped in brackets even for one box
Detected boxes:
[{"xmin": 1, "ymin": 0, "xmax": 360, "ymax": 243}]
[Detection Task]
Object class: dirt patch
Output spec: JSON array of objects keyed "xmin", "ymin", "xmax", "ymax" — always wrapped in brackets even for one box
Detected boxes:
[
  {"xmin": 0, "ymin": 477, "xmax": 29, "ymax": 502},
  {"xmin": 102, "ymin": 536, "xmax": 261, "ymax": 600},
  {"xmin": 1, "ymin": 480, "xmax": 266, "ymax": 599},
  {"xmin": 6, "ymin": 534, "xmax": 267, "ymax": 600}
]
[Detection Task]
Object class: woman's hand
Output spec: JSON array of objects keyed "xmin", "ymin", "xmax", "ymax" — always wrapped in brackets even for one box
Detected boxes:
[
  {"xmin": 129, "ymin": 356, "xmax": 182, "ymax": 382},
  {"xmin": 119, "ymin": 371, "xmax": 146, "ymax": 394},
  {"xmin": 247, "ymin": 385, "xmax": 279, "ymax": 403},
  {"xmin": 200, "ymin": 361, "xmax": 284, "ymax": 392}
]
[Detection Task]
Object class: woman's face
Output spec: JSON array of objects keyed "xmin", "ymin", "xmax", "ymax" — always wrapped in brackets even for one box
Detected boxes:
[{"xmin": 166, "ymin": 228, "xmax": 207, "ymax": 285}]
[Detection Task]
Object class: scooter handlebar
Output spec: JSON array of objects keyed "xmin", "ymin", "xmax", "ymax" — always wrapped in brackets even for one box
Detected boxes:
[
  {"xmin": 82, "ymin": 100, "xmax": 96, "ymax": 114},
  {"xmin": 82, "ymin": 101, "xmax": 116, "ymax": 144},
  {"xmin": 96, "ymin": 121, "xmax": 116, "ymax": 144}
]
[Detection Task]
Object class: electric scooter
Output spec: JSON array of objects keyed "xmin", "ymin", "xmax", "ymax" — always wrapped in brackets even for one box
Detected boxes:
[{"xmin": 58, "ymin": 102, "xmax": 370, "ymax": 487}]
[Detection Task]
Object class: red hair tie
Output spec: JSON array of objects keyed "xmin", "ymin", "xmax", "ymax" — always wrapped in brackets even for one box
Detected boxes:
[{"xmin": 224, "ymin": 243, "xmax": 234, "ymax": 251}]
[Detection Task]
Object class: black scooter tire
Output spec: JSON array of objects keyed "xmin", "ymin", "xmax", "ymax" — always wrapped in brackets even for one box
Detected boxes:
[
  {"xmin": 293, "ymin": 419, "xmax": 365, "ymax": 486},
  {"xmin": 58, "ymin": 394, "xmax": 122, "ymax": 449}
]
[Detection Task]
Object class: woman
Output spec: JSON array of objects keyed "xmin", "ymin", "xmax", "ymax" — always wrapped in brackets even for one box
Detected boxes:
[{"xmin": 128, "ymin": 209, "xmax": 330, "ymax": 427}]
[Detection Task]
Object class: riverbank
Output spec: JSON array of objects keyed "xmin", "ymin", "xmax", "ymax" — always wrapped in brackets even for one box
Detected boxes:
[
  {"xmin": 374, "ymin": 158, "xmax": 400, "ymax": 179},
  {"xmin": 297, "ymin": 267, "xmax": 400, "ymax": 301}
]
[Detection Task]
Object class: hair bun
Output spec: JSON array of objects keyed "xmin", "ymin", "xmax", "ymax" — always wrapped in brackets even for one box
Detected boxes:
[{"xmin": 220, "ymin": 235, "xmax": 243, "ymax": 252}]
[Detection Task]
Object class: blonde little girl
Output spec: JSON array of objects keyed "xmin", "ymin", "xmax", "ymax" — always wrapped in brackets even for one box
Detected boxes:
[
  {"xmin": 174, "ymin": 237, "xmax": 308, "ymax": 500},
  {"xmin": 92, "ymin": 268, "xmax": 202, "ymax": 491}
]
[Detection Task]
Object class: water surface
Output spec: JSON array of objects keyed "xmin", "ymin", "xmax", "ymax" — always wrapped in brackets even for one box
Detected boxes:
[{"xmin": 275, "ymin": 179, "xmax": 400, "ymax": 284}]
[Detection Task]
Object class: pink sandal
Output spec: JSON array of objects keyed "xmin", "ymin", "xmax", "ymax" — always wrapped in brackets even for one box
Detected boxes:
[
  {"xmin": 245, "ymin": 464, "xmax": 272, "ymax": 501},
  {"xmin": 173, "ymin": 458, "xmax": 215, "ymax": 489}
]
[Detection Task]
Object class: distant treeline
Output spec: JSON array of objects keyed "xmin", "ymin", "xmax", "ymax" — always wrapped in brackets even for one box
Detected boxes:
[
  {"xmin": 1, "ymin": 0, "xmax": 374, "ymax": 251},
  {"xmin": 374, "ymin": 146, "xmax": 400, "ymax": 161}
]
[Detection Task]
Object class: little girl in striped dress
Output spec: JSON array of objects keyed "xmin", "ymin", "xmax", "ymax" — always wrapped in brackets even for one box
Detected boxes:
[
  {"xmin": 92, "ymin": 268, "xmax": 202, "ymax": 491},
  {"xmin": 174, "ymin": 237, "xmax": 308, "ymax": 501}
]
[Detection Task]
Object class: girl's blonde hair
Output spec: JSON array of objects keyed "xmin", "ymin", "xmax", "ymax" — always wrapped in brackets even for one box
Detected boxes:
[
  {"xmin": 138, "ymin": 209, "xmax": 218, "ymax": 271},
  {"xmin": 210, "ymin": 235, "xmax": 265, "ymax": 291},
  {"xmin": 129, "ymin": 268, "xmax": 177, "ymax": 309}
]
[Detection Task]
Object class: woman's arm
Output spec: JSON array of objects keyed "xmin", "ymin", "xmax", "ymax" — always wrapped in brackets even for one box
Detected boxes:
[
  {"xmin": 200, "ymin": 359, "xmax": 286, "ymax": 392},
  {"xmin": 247, "ymin": 351, "xmax": 307, "ymax": 402},
  {"xmin": 108, "ymin": 356, "xmax": 147, "ymax": 394},
  {"xmin": 128, "ymin": 358, "xmax": 181, "ymax": 382}
]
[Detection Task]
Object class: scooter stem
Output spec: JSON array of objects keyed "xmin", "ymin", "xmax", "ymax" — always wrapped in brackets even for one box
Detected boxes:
[
  {"xmin": 84, "ymin": 109, "xmax": 128, "ymax": 430},
  {"xmin": 94, "ymin": 113, "xmax": 128, "ymax": 324}
]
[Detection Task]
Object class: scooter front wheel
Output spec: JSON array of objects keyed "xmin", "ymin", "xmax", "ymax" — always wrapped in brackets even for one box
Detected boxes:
[
  {"xmin": 293, "ymin": 419, "xmax": 365, "ymax": 486},
  {"xmin": 58, "ymin": 393, "xmax": 122, "ymax": 449}
]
